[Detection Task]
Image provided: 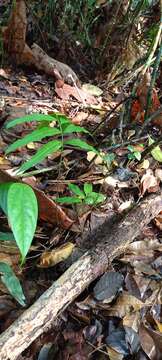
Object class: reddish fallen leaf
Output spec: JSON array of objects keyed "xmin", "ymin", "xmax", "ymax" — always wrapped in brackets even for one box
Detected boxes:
[
  {"xmin": 154, "ymin": 211, "xmax": 162, "ymax": 230},
  {"xmin": 33, "ymin": 188, "xmax": 74, "ymax": 229},
  {"xmin": 55, "ymin": 82, "xmax": 97, "ymax": 105},
  {"xmin": 131, "ymin": 71, "xmax": 161, "ymax": 125},
  {"xmin": 0, "ymin": 169, "xmax": 74, "ymax": 229}
]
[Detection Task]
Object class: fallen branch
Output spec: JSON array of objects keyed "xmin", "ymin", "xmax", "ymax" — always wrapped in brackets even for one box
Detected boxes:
[{"xmin": 0, "ymin": 192, "xmax": 162, "ymax": 360}]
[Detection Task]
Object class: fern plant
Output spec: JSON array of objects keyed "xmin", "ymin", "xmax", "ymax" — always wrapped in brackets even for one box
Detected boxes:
[{"xmin": 5, "ymin": 113, "xmax": 98, "ymax": 174}]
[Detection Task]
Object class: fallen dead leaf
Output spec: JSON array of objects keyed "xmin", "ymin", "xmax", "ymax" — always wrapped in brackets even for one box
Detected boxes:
[
  {"xmin": 55, "ymin": 82, "xmax": 97, "ymax": 105},
  {"xmin": 140, "ymin": 169, "xmax": 159, "ymax": 195},
  {"xmin": 38, "ymin": 242, "xmax": 75, "ymax": 267}
]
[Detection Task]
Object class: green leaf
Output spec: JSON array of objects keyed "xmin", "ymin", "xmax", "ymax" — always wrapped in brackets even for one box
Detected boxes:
[
  {"xmin": 17, "ymin": 140, "xmax": 62, "ymax": 174},
  {"xmin": 0, "ymin": 232, "xmax": 15, "ymax": 241},
  {"xmin": 68, "ymin": 184, "xmax": 85, "ymax": 198},
  {"xmin": 62, "ymin": 123, "xmax": 89, "ymax": 135},
  {"xmin": 56, "ymin": 196, "xmax": 82, "ymax": 204},
  {"xmin": 127, "ymin": 145, "xmax": 134, "ymax": 152},
  {"xmin": 5, "ymin": 113, "xmax": 57, "ymax": 129},
  {"xmin": 57, "ymin": 116, "xmax": 71, "ymax": 126},
  {"xmin": 5, "ymin": 127, "xmax": 61, "ymax": 154},
  {"xmin": 85, "ymin": 192, "xmax": 106, "ymax": 205},
  {"xmin": 0, "ymin": 262, "xmax": 26, "ymax": 306},
  {"xmin": 84, "ymin": 183, "xmax": 93, "ymax": 195},
  {"xmin": 128, "ymin": 153, "xmax": 134, "ymax": 160},
  {"xmin": 0, "ymin": 182, "xmax": 11, "ymax": 214},
  {"xmin": 134, "ymin": 151, "xmax": 141, "ymax": 161},
  {"xmin": 6, "ymin": 183, "xmax": 38, "ymax": 261},
  {"xmin": 148, "ymin": 136, "xmax": 162, "ymax": 163},
  {"xmin": 64, "ymin": 139, "xmax": 98, "ymax": 153}
]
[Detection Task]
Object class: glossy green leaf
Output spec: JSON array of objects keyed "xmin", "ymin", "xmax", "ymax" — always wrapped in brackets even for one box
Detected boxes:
[
  {"xmin": 0, "ymin": 232, "xmax": 15, "ymax": 241},
  {"xmin": 68, "ymin": 183, "xmax": 85, "ymax": 198},
  {"xmin": 56, "ymin": 196, "xmax": 82, "ymax": 204},
  {"xmin": 0, "ymin": 262, "xmax": 26, "ymax": 306},
  {"xmin": 5, "ymin": 113, "xmax": 57, "ymax": 129},
  {"xmin": 84, "ymin": 183, "xmax": 93, "ymax": 195},
  {"xmin": 5, "ymin": 127, "xmax": 61, "ymax": 154},
  {"xmin": 17, "ymin": 140, "xmax": 62, "ymax": 174},
  {"xmin": 6, "ymin": 183, "xmax": 38, "ymax": 261},
  {"xmin": 64, "ymin": 139, "xmax": 98, "ymax": 153}
]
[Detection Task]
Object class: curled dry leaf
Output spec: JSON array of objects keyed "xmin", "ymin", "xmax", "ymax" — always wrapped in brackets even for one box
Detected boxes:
[
  {"xmin": 140, "ymin": 169, "xmax": 159, "ymax": 195},
  {"xmin": 38, "ymin": 242, "xmax": 75, "ymax": 268}
]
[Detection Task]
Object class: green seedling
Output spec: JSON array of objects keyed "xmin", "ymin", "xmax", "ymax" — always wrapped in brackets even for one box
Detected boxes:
[
  {"xmin": 56, "ymin": 183, "xmax": 106, "ymax": 206},
  {"xmin": 127, "ymin": 145, "xmax": 142, "ymax": 161},
  {"xmin": 5, "ymin": 113, "xmax": 98, "ymax": 174}
]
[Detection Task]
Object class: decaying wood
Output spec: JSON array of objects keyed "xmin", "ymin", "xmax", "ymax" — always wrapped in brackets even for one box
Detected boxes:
[
  {"xmin": 31, "ymin": 43, "xmax": 80, "ymax": 86},
  {"xmin": 3, "ymin": 0, "xmax": 79, "ymax": 86},
  {"xmin": 0, "ymin": 192, "xmax": 162, "ymax": 360}
]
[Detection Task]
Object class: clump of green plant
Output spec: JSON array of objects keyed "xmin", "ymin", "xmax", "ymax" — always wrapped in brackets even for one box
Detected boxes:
[
  {"xmin": 5, "ymin": 113, "xmax": 98, "ymax": 175},
  {"xmin": 56, "ymin": 183, "xmax": 106, "ymax": 206}
]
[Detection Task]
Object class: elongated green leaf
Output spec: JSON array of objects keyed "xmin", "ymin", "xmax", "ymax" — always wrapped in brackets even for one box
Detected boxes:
[
  {"xmin": 5, "ymin": 113, "xmax": 57, "ymax": 129},
  {"xmin": 56, "ymin": 196, "xmax": 82, "ymax": 204},
  {"xmin": 5, "ymin": 127, "xmax": 61, "ymax": 154},
  {"xmin": 17, "ymin": 140, "xmax": 62, "ymax": 174},
  {"xmin": 64, "ymin": 139, "xmax": 98, "ymax": 153},
  {"xmin": 0, "ymin": 232, "xmax": 15, "ymax": 241},
  {"xmin": 57, "ymin": 116, "xmax": 70, "ymax": 126},
  {"xmin": 0, "ymin": 262, "xmax": 26, "ymax": 306},
  {"xmin": 7, "ymin": 183, "xmax": 38, "ymax": 261},
  {"xmin": 68, "ymin": 183, "xmax": 85, "ymax": 198},
  {"xmin": 84, "ymin": 183, "xmax": 93, "ymax": 195},
  {"xmin": 62, "ymin": 124, "xmax": 89, "ymax": 135},
  {"xmin": 0, "ymin": 182, "xmax": 11, "ymax": 214}
]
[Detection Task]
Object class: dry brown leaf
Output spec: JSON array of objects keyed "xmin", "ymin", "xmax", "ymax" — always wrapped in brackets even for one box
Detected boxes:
[
  {"xmin": 107, "ymin": 292, "xmax": 144, "ymax": 318},
  {"xmin": 55, "ymin": 82, "xmax": 97, "ymax": 105},
  {"xmin": 123, "ymin": 312, "xmax": 140, "ymax": 332},
  {"xmin": 106, "ymin": 347, "xmax": 124, "ymax": 360},
  {"xmin": 140, "ymin": 169, "xmax": 159, "ymax": 195},
  {"xmin": 155, "ymin": 169, "xmax": 162, "ymax": 182},
  {"xmin": 139, "ymin": 323, "xmax": 156, "ymax": 360},
  {"xmin": 0, "ymin": 69, "xmax": 9, "ymax": 79},
  {"xmin": 71, "ymin": 111, "xmax": 88, "ymax": 124},
  {"xmin": 38, "ymin": 242, "xmax": 75, "ymax": 268}
]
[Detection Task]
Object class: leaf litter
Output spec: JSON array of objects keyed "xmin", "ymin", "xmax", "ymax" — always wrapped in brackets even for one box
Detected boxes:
[{"xmin": 0, "ymin": 1, "xmax": 162, "ymax": 359}]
